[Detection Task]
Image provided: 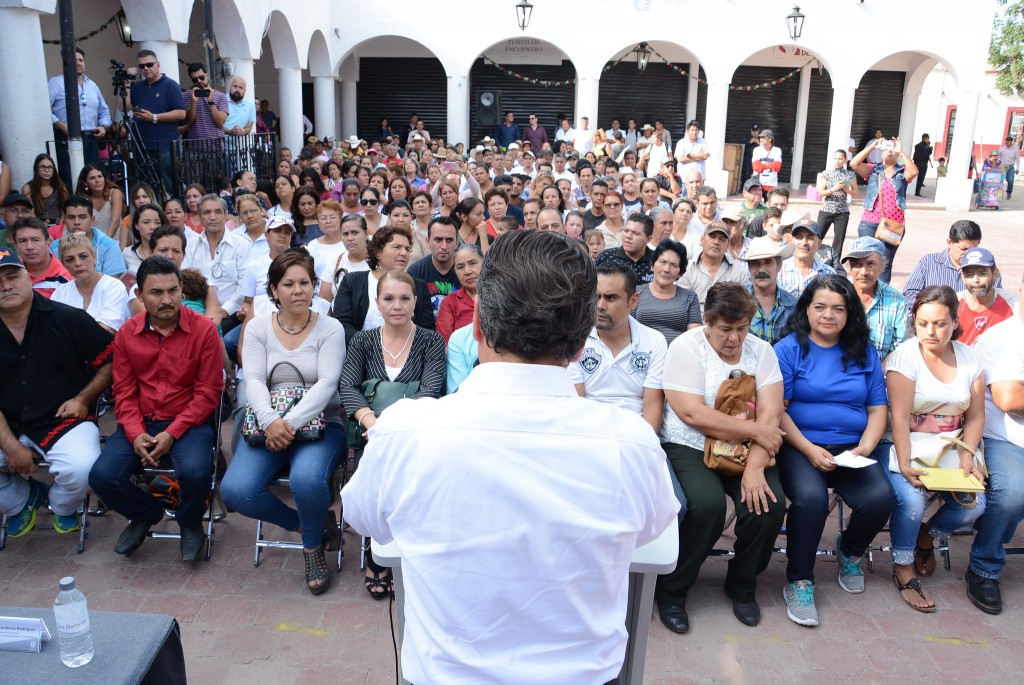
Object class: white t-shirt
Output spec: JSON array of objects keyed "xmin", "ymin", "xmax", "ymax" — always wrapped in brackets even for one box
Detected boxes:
[
  {"xmin": 304, "ymin": 238, "xmax": 348, "ymax": 278},
  {"xmin": 568, "ymin": 317, "xmax": 667, "ymax": 415},
  {"xmin": 674, "ymin": 136, "xmax": 709, "ymax": 178},
  {"xmin": 51, "ymin": 274, "xmax": 130, "ymax": 331},
  {"xmin": 573, "ymin": 129, "xmax": 594, "ymax": 155},
  {"xmin": 975, "ymin": 316, "xmax": 1024, "ymax": 446},
  {"xmin": 752, "ymin": 145, "xmax": 783, "ymax": 188},
  {"xmin": 319, "ymin": 254, "xmax": 369, "ymax": 294},
  {"xmin": 660, "ymin": 326, "xmax": 783, "ymax": 450}
]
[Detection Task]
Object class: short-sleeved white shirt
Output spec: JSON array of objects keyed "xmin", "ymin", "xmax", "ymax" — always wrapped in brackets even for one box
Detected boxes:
[
  {"xmin": 660, "ymin": 326, "xmax": 782, "ymax": 450},
  {"xmin": 886, "ymin": 338, "xmax": 982, "ymax": 417},
  {"xmin": 975, "ymin": 316, "xmax": 1024, "ymax": 446},
  {"xmin": 304, "ymin": 238, "xmax": 348, "ymax": 279},
  {"xmin": 51, "ymin": 274, "xmax": 130, "ymax": 331},
  {"xmin": 674, "ymin": 136, "xmax": 709, "ymax": 177},
  {"xmin": 568, "ymin": 317, "xmax": 666, "ymax": 415}
]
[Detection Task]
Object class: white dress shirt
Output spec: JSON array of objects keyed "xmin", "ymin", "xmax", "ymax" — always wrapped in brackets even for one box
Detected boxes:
[
  {"xmin": 341, "ymin": 362, "xmax": 678, "ymax": 685},
  {"xmin": 182, "ymin": 228, "xmax": 250, "ymax": 314}
]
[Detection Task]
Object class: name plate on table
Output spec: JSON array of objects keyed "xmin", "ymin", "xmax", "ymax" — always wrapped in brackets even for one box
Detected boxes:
[{"xmin": 0, "ymin": 616, "xmax": 52, "ymax": 653}]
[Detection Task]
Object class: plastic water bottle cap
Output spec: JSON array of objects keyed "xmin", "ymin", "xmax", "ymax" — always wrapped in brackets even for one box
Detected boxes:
[{"xmin": 59, "ymin": 577, "xmax": 76, "ymax": 591}]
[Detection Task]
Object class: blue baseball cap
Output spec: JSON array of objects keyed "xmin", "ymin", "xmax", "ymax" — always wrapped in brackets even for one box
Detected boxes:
[
  {"xmin": 961, "ymin": 247, "xmax": 995, "ymax": 269},
  {"xmin": 0, "ymin": 249, "xmax": 26, "ymax": 270},
  {"xmin": 842, "ymin": 236, "xmax": 886, "ymax": 263}
]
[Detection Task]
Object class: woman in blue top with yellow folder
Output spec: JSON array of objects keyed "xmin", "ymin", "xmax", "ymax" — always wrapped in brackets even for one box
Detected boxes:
[
  {"xmin": 885, "ymin": 285, "xmax": 986, "ymax": 612},
  {"xmin": 774, "ymin": 274, "xmax": 894, "ymax": 628}
]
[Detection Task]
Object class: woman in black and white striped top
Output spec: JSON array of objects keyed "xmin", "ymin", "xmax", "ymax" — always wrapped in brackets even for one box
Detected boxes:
[{"xmin": 338, "ymin": 269, "xmax": 446, "ymax": 599}]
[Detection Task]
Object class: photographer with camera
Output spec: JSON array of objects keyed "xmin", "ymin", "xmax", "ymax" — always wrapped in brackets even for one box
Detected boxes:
[
  {"xmin": 48, "ymin": 47, "xmax": 111, "ymax": 188},
  {"xmin": 122, "ymin": 50, "xmax": 185, "ymax": 196},
  {"xmin": 182, "ymin": 63, "xmax": 228, "ymax": 141}
]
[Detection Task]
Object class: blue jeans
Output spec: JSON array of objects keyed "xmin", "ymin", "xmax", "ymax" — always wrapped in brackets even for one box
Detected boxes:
[
  {"xmin": 221, "ymin": 423, "xmax": 344, "ymax": 550},
  {"xmin": 89, "ymin": 420, "xmax": 214, "ymax": 527},
  {"xmin": 223, "ymin": 322, "xmax": 243, "ymax": 366},
  {"xmin": 1003, "ymin": 165, "xmax": 1016, "ymax": 197},
  {"xmin": 857, "ymin": 221, "xmax": 898, "ymax": 283},
  {"xmin": 777, "ymin": 442, "xmax": 895, "ymax": 583},
  {"xmin": 970, "ymin": 439, "xmax": 1024, "ymax": 580},
  {"xmin": 885, "ymin": 443, "xmax": 986, "ymax": 565}
]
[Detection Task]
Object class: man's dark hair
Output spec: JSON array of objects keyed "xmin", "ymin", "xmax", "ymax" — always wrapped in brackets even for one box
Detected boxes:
[
  {"xmin": 11, "ymin": 217, "xmax": 49, "ymax": 241},
  {"xmin": 591, "ymin": 179, "xmax": 609, "ymax": 192},
  {"xmin": 136, "ymin": 255, "xmax": 180, "ymax": 290},
  {"xmin": 427, "ymin": 214, "xmax": 458, "ymax": 238},
  {"xmin": 75, "ymin": 47, "xmax": 85, "ymax": 58},
  {"xmin": 478, "ymin": 231, "xmax": 596, "ymax": 363},
  {"xmin": 575, "ymin": 162, "xmax": 595, "ymax": 176},
  {"xmin": 136, "ymin": 49, "xmax": 157, "ymax": 61},
  {"xmin": 687, "ymin": 119, "xmax": 701, "ymax": 130},
  {"xmin": 764, "ymin": 206, "xmax": 783, "ymax": 221},
  {"xmin": 596, "ymin": 260, "xmax": 637, "ymax": 295},
  {"xmin": 627, "ymin": 212, "xmax": 654, "ymax": 238},
  {"xmin": 695, "ymin": 185, "xmax": 717, "ymax": 200},
  {"xmin": 948, "ymin": 219, "xmax": 982, "ymax": 243},
  {"xmin": 149, "ymin": 224, "xmax": 187, "ymax": 251},
  {"xmin": 767, "ymin": 187, "xmax": 790, "ymax": 201},
  {"xmin": 187, "ymin": 62, "xmax": 205, "ymax": 76},
  {"xmin": 64, "ymin": 195, "xmax": 94, "ymax": 215}
]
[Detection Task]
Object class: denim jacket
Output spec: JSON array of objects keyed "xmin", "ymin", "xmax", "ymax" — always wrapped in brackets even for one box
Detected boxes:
[{"xmin": 862, "ymin": 161, "xmax": 907, "ymax": 212}]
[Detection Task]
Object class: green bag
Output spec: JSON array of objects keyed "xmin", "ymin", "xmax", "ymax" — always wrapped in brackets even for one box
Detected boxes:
[{"xmin": 346, "ymin": 379, "xmax": 420, "ymax": 450}]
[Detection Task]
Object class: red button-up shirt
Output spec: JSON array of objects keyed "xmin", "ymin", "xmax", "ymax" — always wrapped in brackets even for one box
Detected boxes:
[
  {"xmin": 112, "ymin": 305, "xmax": 224, "ymax": 443},
  {"xmin": 435, "ymin": 287, "xmax": 475, "ymax": 344}
]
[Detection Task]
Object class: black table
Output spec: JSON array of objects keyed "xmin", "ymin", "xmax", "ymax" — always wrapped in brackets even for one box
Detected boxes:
[{"xmin": 0, "ymin": 607, "xmax": 185, "ymax": 685}]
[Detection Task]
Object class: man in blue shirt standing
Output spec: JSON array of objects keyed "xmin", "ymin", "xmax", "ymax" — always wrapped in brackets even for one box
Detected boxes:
[
  {"xmin": 48, "ymin": 47, "xmax": 112, "ymax": 188},
  {"xmin": 493, "ymin": 111, "xmax": 521, "ymax": 151},
  {"xmin": 126, "ymin": 50, "xmax": 186, "ymax": 196}
]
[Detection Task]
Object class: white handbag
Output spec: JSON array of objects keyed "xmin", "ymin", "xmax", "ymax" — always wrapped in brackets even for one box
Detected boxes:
[{"xmin": 888, "ymin": 430, "xmax": 987, "ymax": 478}]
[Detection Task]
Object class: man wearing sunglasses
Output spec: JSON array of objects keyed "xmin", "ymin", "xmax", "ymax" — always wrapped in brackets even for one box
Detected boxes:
[
  {"xmin": 125, "ymin": 50, "xmax": 186, "ymax": 194},
  {"xmin": 182, "ymin": 63, "xmax": 228, "ymax": 141}
]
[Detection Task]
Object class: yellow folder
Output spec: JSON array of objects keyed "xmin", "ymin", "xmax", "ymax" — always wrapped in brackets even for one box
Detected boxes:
[{"xmin": 918, "ymin": 468, "xmax": 985, "ymax": 492}]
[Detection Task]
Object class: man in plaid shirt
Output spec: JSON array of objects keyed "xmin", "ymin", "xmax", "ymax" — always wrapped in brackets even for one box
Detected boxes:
[{"xmin": 843, "ymin": 236, "xmax": 907, "ymax": 357}]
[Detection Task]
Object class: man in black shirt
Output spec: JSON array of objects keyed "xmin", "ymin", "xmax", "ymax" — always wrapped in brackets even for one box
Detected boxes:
[
  {"xmin": 595, "ymin": 213, "xmax": 655, "ymax": 288},
  {"xmin": 913, "ymin": 134, "xmax": 933, "ymax": 196},
  {"xmin": 406, "ymin": 216, "xmax": 461, "ymax": 320},
  {"xmin": 582, "ymin": 180, "xmax": 609, "ymax": 231},
  {"xmin": 0, "ymin": 251, "xmax": 113, "ymax": 537}
]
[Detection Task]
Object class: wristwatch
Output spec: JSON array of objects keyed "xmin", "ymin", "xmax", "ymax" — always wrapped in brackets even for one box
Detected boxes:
[{"xmin": 152, "ymin": 113, "xmax": 158, "ymax": 124}]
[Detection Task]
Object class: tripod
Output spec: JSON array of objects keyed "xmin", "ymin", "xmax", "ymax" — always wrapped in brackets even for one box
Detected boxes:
[{"xmin": 108, "ymin": 78, "xmax": 168, "ymax": 203}]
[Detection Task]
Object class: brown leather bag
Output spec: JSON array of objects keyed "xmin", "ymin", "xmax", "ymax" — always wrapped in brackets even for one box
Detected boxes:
[
  {"xmin": 874, "ymin": 217, "xmax": 905, "ymax": 246},
  {"xmin": 703, "ymin": 371, "xmax": 773, "ymax": 476}
]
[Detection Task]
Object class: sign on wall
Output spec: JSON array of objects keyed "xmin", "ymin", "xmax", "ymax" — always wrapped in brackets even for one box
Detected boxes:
[{"xmin": 484, "ymin": 39, "xmax": 565, "ymax": 65}]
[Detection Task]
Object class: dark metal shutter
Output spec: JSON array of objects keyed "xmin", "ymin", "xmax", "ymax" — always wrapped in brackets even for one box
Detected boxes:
[
  {"xmin": 469, "ymin": 59, "xmax": 575, "ymax": 145},
  {"xmin": 851, "ymin": 71, "xmax": 906, "ymax": 152},
  {"xmin": 695, "ymin": 67, "xmax": 708, "ymax": 126},
  {"xmin": 598, "ymin": 62, "xmax": 689, "ymax": 143},
  {"xmin": 800, "ymin": 70, "xmax": 835, "ymax": 184},
  {"xmin": 357, "ymin": 58, "xmax": 447, "ymax": 142},
  {"xmin": 725, "ymin": 66, "xmax": 799, "ymax": 183}
]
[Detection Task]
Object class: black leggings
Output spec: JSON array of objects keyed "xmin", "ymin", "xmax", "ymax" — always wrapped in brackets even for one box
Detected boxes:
[{"xmin": 816, "ymin": 210, "xmax": 850, "ymax": 259}]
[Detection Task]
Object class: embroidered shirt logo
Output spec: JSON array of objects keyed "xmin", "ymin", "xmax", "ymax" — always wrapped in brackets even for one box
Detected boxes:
[{"xmin": 580, "ymin": 348, "xmax": 601, "ymax": 374}]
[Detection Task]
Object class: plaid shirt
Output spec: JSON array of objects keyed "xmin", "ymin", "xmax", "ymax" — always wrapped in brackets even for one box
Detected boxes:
[
  {"xmin": 859, "ymin": 279, "xmax": 909, "ymax": 357},
  {"xmin": 777, "ymin": 257, "xmax": 836, "ymax": 297},
  {"xmin": 746, "ymin": 284, "xmax": 797, "ymax": 345}
]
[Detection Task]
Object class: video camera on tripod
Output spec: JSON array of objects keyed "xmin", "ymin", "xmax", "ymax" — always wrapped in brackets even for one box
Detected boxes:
[{"xmin": 109, "ymin": 59, "xmax": 138, "ymax": 97}]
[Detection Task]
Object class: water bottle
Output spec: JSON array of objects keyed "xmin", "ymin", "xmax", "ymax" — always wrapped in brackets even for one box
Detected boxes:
[{"xmin": 53, "ymin": 576, "xmax": 94, "ymax": 667}]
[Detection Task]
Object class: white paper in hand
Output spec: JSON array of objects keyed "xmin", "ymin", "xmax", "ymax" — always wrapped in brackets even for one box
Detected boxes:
[{"xmin": 832, "ymin": 451, "xmax": 876, "ymax": 469}]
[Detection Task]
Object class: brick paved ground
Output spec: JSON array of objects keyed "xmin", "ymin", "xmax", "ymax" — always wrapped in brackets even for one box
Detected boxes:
[{"xmin": 1, "ymin": 185, "xmax": 1022, "ymax": 684}]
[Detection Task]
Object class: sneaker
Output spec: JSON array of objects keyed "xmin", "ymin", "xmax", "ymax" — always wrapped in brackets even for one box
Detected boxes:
[
  {"xmin": 6, "ymin": 478, "xmax": 48, "ymax": 537},
  {"xmin": 53, "ymin": 512, "xmax": 83, "ymax": 534},
  {"xmin": 783, "ymin": 580, "xmax": 818, "ymax": 626},
  {"xmin": 835, "ymin": 533, "xmax": 865, "ymax": 593}
]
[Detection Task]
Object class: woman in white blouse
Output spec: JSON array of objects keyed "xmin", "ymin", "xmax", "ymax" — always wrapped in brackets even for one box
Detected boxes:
[
  {"xmin": 52, "ymin": 233, "xmax": 129, "ymax": 333},
  {"xmin": 122, "ymin": 203, "xmax": 167, "ymax": 276},
  {"xmin": 886, "ymin": 285, "xmax": 986, "ymax": 612},
  {"xmin": 655, "ymin": 282, "xmax": 786, "ymax": 635}
]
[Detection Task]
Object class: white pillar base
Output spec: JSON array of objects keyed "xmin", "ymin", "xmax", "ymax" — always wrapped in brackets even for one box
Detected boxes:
[
  {"xmin": 447, "ymin": 75, "xmax": 470, "ymax": 146},
  {"xmin": 685, "ymin": 62, "xmax": 699, "ymax": 124},
  {"xmin": 789, "ymin": 66, "xmax": 811, "ymax": 188},
  {"xmin": 313, "ymin": 76, "xmax": 337, "ymax": 140},
  {"xmin": 935, "ymin": 177, "xmax": 975, "ymax": 211},
  {"xmin": 575, "ymin": 77, "xmax": 600, "ymax": 130},
  {"xmin": 341, "ymin": 80, "xmax": 358, "ymax": 139},
  {"xmin": 827, "ymin": 86, "xmax": 857, "ymax": 171},
  {"xmin": 278, "ymin": 67, "xmax": 304, "ymax": 153},
  {"xmin": 703, "ymin": 81, "xmax": 730, "ymax": 193}
]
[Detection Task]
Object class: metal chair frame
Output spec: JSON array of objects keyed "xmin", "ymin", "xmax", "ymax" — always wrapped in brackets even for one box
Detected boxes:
[{"xmin": 252, "ymin": 466, "xmax": 344, "ymax": 571}]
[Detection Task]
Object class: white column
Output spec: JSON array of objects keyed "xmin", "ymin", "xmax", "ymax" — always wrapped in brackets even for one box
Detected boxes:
[
  {"xmin": 685, "ymin": 62, "xmax": 699, "ymax": 124},
  {"xmin": 703, "ymin": 81, "xmax": 730, "ymax": 193},
  {"xmin": 789, "ymin": 65, "xmax": 812, "ymax": 188},
  {"xmin": 898, "ymin": 87, "xmax": 921, "ymax": 150},
  {"xmin": 574, "ymin": 76, "xmax": 600, "ymax": 129},
  {"xmin": 826, "ymin": 86, "xmax": 856, "ymax": 171},
  {"xmin": 341, "ymin": 79, "xmax": 358, "ymax": 138},
  {"xmin": 313, "ymin": 76, "xmax": 336, "ymax": 140},
  {"xmin": 141, "ymin": 40, "xmax": 181, "ymax": 84},
  {"xmin": 278, "ymin": 67, "xmax": 303, "ymax": 153},
  {"xmin": 936, "ymin": 91, "xmax": 980, "ymax": 211},
  {"xmin": 0, "ymin": 8, "xmax": 53, "ymax": 190},
  {"xmin": 335, "ymin": 85, "xmax": 343, "ymax": 139},
  {"xmin": 447, "ymin": 75, "xmax": 470, "ymax": 146},
  {"xmin": 227, "ymin": 57, "xmax": 256, "ymax": 110}
]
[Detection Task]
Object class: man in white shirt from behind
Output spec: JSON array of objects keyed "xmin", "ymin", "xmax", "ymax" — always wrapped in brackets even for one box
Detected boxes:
[{"xmin": 342, "ymin": 231, "xmax": 678, "ymax": 685}]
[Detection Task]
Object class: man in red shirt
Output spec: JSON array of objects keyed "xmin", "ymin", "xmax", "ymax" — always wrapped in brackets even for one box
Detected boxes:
[
  {"xmin": 11, "ymin": 218, "xmax": 70, "ymax": 298},
  {"xmin": 957, "ymin": 247, "xmax": 1015, "ymax": 346},
  {"xmin": 89, "ymin": 255, "xmax": 225, "ymax": 561}
]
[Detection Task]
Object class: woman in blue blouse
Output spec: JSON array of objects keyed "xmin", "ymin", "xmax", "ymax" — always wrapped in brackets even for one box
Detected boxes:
[{"xmin": 774, "ymin": 274, "xmax": 894, "ymax": 627}]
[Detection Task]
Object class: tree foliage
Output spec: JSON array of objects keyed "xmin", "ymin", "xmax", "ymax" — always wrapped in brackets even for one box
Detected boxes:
[{"xmin": 990, "ymin": 0, "xmax": 1024, "ymax": 98}]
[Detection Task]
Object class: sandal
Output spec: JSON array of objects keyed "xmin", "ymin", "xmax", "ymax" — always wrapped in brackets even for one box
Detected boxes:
[
  {"xmin": 914, "ymin": 545, "xmax": 937, "ymax": 577},
  {"xmin": 303, "ymin": 547, "xmax": 331, "ymax": 596},
  {"xmin": 893, "ymin": 571, "xmax": 936, "ymax": 613},
  {"xmin": 364, "ymin": 568, "xmax": 391, "ymax": 601}
]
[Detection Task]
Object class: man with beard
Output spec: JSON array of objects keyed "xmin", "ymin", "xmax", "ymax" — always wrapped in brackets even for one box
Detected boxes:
[
  {"xmin": 407, "ymin": 216, "xmax": 461, "ymax": 320},
  {"xmin": 842, "ymin": 236, "xmax": 907, "ymax": 358},
  {"xmin": 741, "ymin": 236, "xmax": 796, "ymax": 345},
  {"xmin": 957, "ymin": 247, "xmax": 1016, "ymax": 346},
  {"xmin": 224, "ymin": 77, "xmax": 256, "ymax": 137},
  {"xmin": 182, "ymin": 63, "xmax": 228, "ymax": 140},
  {"xmin": 596, "ymin": 213, "xmax": 655, "ymax": 287}
]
